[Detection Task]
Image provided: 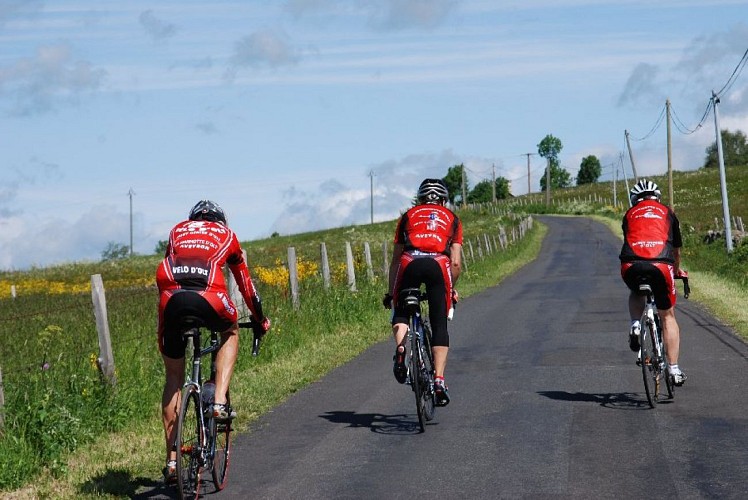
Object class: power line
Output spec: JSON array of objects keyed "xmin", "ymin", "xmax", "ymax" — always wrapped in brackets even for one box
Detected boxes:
[
  {"xmin": 714, "ymin": 47, "xmax": 748, "ymax": 98},
  {"xmin": 669, "ymin": 102, "xmax": 704, "ymax": 135},
  {"xmin": 629, "ymin": 103, "xmax": 667, "ymax": 141}
]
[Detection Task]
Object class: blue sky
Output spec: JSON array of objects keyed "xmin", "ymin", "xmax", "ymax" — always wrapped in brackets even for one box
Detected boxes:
[{"xmin": 1, "ymin": 0, "xmax": 747, "ymax": 270}]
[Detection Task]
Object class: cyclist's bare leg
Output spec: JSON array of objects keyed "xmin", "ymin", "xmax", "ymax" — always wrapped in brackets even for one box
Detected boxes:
[
  {"xmin": 433, "ymin": 346, "xmax": 448, "ymax": 379},
  {"xmin": 659, "ymin": 307, "xmax": 680, "ymax": 365},
  {"xmin": 392, "ymin": 322, "xmax": 408, "ymax": 348},
  {"xmin": 214, "ymin": 326, "xmax": 239, "ymax": 406},
  {"xmin": 628, "ymin": 291, "xmax": 645, "ymax": 321},
  {"xmin": 162, "ymin": 354, "xmax": 185, "ymax": 462}
]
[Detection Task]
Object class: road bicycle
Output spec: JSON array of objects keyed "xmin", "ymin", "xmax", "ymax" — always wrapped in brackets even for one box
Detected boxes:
[
  {"xmin": 637, "ymin": 275, "xmax": 690, "ymax": 408},
  {"xmin": 174, "ymin": 317, "xmax": 260, "ymax": 499},
  {"xmin": 399, "ymin": 287, "xmax": 436, "ymax": 432}
]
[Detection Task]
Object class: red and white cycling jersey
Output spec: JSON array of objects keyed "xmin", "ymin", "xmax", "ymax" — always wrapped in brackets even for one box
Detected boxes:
[
  {"xmin": 395, "ymin": 204, "xmax": 463, "ymax": 255},
  {"xmin": 156, "ymin": 219, "xmax": 261, "ymax": 320},
  {"xmin": 619, "ymin": 199, "xmax": 682, "ymax": 263}
]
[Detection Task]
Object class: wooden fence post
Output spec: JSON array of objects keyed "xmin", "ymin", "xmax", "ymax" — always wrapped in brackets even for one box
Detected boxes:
[
  {"xmin": 91, "ymin": 274, "xmax": 116, "ymax": 385},
  {"xmin": 364, "ymin": 242, "xmax": 374, "ymax": 280},
  {"xmin": 320, "ymin": 242, "xmax": 331, "ymax": 290},
  {"xmin": 345, "ymin": 242, "xmax": 357, "ymax": 291},
  {"xmin": 288, "ymin": 247, "xmax": 300, "ymax": 309},
  {"xmin": 10, "ymin": 285, "xmax": 15, "ymax": 299}
]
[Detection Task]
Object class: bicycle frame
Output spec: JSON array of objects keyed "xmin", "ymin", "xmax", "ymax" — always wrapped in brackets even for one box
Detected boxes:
[
  {"xmin": 636, "ymin": 274, "xmax": 689, "ymax": 408},
  {"xmin": 400, "ymin": 287, "xmax": 436, "ymax": 432},
  {"xmin": 175, "ymin": 319, "xmax": 256, "ymax": 497},
  {"xmin": 182, "ymin": 327, "xmax": 222, "ymax": 452}
]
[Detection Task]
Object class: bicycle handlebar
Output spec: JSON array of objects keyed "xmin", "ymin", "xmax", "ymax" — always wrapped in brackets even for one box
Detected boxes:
[{"xmin": 238, "ymin": 319, "xmax": 263, "ymax": 357}]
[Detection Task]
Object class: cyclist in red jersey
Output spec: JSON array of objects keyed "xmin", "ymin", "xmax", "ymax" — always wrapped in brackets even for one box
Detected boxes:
[
  {"xmin": 383, "ymin": 178, "xmax": 463, "ymax": 406},
  {"xmin": 156, "ymin": 200, "xmax": 270, "ymax": 482},
  {"xmin": 619, "ymin": 180, "xmax": 687, "ymax": 386}
]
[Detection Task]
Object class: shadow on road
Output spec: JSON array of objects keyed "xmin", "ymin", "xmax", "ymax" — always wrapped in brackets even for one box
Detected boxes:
[
  {"xmin": 536, "ymin": 390, "xmax": 668, "ymax": 410},
  {"xmin": 319, "ymin": 410, "xmax": 434, "ymax": 434},
  {"xmin": 78, "ymin": 467, "xmax": 180, "ymax": 499}
]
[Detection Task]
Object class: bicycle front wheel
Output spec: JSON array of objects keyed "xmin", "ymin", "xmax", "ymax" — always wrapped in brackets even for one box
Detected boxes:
[
  {"xmin": 211, "ymin": 394, "xmax": 232, "ymax": 491},
  {"xmin": 176, "ymin": 387, "xmax": 204, "ymax": 499},
  {"xmin": 640, "ymin": 322, "xmax": 658, "ymax": 408}
]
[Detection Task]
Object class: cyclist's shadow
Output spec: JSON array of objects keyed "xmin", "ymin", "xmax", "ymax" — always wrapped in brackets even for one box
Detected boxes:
[
  {"xmin": 319, "ymin": 410, "xmax": 431, "ymax": 434},
  {"xmin": 537, "ymin": 390, "xmax": 669, "ymax": 409},
  {"xmin": 78, "ymin": 468, "xmax": 183, "ymax": 499}
]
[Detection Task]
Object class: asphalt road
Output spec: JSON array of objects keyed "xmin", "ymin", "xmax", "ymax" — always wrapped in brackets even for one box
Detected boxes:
[{"xmin": 140, "ymin": 216, "xmax": 748, "ymax": 499}]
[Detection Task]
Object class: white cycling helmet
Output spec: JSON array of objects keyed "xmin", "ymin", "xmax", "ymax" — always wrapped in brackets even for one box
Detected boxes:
[{"xmin": 629, "ymin": 179, "xmax": 661, "ymax": 205}]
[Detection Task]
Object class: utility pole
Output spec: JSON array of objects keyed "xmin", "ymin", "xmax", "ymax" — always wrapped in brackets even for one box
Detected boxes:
[
  {"xmin": 491, "ymin": 163, "xmax": 496, "ymax": 203},
  {"xmin": 624, "ymin": 130, "xmax": 638, "ymax": 182},
  {"xmin": 369, "ymin": 170, "xmax": 374, "ymax": 224},
  {"xmin": 666, "ymin": 99, "xmax": 674, "ymax": 208},
  {"xmin": 127, "ymin": 188, "xmax": 135, "ymax": 256},
  {"xmin": 620, "ymin": 152, "xmax": 631, "ymax": 207},
  {"xmin": 712, "ymin": 91, "xmax": 733, "ymax": 253},
  {"xmin": 525, "ymin": 153, "xmax": 534, "ymax": 194},
  {"xmin": 545, "ymin": 158, "xmax": 551, "ymax": 206},
  {"xmin": 612, "ymin": 161, "xmax": 617, "ymax": 208}
]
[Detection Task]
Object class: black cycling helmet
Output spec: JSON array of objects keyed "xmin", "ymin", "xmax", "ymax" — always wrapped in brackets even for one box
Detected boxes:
[
  {"xmin": 417, "ymin": 178, "xmax": 449, "ymax": 204},
  {"xmin": 188, "ymin": 199, "xmax": 227, "ymax": 224},
  {"xmin": 629, "ymin": 179, "xmax": 661, "ymax": 205}
]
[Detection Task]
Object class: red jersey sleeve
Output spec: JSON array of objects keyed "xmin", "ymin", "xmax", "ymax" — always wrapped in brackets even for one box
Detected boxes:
[{"xmin": 225, "ymin": 233, "xmax": 262, "ymax": 318}]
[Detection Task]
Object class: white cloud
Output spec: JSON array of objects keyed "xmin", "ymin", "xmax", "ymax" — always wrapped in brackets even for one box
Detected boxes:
[
  {"xmin": 0, "ymin": 205, "xmax": 132, "ymax": 270},
  {"xmin": 0, "ymin": 43, "xmax": 107, "ymax": 116}
]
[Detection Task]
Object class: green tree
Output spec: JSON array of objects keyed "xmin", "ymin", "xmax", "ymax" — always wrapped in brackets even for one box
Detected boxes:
[
  {"xmin": 539, "ymin": 163, "xmax": 572, "ymax": 191},
  {"xmin": 101, "ymin": 242, "xmax": 130, "ymax": 261},
  {"xmin": 154, "ymin": 240, "xmax": 168, "ymax": 255},
  {"xmin": 703, "ymin": 129, "xmax": 748, "ymax": 168},
  {"xmin": 537, "ymin": 134, "xmax": 571, "ymax": 191},
  {"xmin": 467, "ymin": 178, "xmax": 510, "ymax": 203},
  {"xmin": 577, "ymin": 155, "xmax": 602, "ymax": 185},
  {"xmin": 442, "ymin": 163, "xmax": 467, "ymax": 204}
]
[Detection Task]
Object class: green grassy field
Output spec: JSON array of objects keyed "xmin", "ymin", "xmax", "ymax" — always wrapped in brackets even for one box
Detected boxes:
[{"xmin": 0, "ymin": 207, "xmax": 541, "ymax": 498}]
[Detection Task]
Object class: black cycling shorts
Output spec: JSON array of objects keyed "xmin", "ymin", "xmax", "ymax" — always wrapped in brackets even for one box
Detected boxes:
[
  {"xmin": 392, "ymin": 257, "xmax": 450, "ymax": 347},
  {"xmin": 159, "ymin": 290, "xmax": 234, "ymax": 359}
]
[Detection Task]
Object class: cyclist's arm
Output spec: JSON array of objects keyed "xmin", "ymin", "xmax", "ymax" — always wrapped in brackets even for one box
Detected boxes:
[
  {"xmin": 388, "ymin": 243, "xmax": 404, "ymax": 295},
  {"xmin": 673, "ymin": 247, "xmax": 682, "ymax": 276},
  {"xmin": 449, "ymin": 242, "xmax": 462, "ymax": 284}
]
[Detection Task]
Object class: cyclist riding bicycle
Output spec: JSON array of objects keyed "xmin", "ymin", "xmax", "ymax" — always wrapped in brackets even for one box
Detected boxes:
[
  {"xmin": 156, "ymin": 200, "xmax": 270, "ymax": 482},
  {"xmin": 383, "ymin": 178, "xmax": 463, "ymax": 407},
  {"xmin": 619, "ymin": 179, "xmax": 687, "ymax": 386}
]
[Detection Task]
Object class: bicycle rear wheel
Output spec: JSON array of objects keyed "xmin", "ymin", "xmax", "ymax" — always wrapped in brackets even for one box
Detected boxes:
[
  {"xmin": 640, "ymin": 322, "xmax": 658, "ymax": 408},
  {"xmin": 211, "ymin": 394, "xmax": 232, "ymax": 490},
  {"xmin": 419, "ymin": 320, "xmax": 436, "ymax": 422},
  {"xmin": 176, "ymin": 387, "xmax": 204, "ymax": 499},
  {"xmin": 409, "ymin": 319, "xmax": 427, "ymax": 432}
]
